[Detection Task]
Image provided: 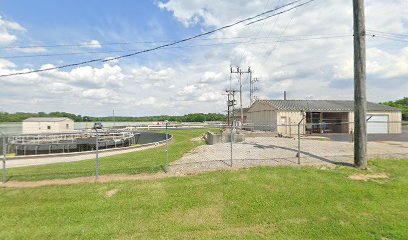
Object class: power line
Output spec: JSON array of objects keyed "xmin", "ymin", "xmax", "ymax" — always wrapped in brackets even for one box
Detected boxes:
[
  {"xmin": 367, "ymin": 29, "xmax": 408, "ymax": 37},
  {"xmin": 368, "ymin": 34, "xmax": 408, "ymax": 43},
  {"xmin": 2, "ymin": 34, "xmax": 350, "ymax": 60},
  {"xmin": 263, "ymin": 3, "xmax": 299, "ymax": 66},
  {"xmin": 0, "ymin": 42, "xmax": 132, "ymax": 50},
  {"xmin": 103, "ymin": 0, "xmax": 312, "ymax": 63},
  {"xmin": 246, "ymin": 0, "xmax": 316, "ymax": 26},
  {"xmin": 234, "ymin": 0, "xmax": 278, "ymax": 67},
  {"xmin": 373, "ymin": 35, "xmax": 408, "ymax": 43},
  {"xmin": 0, "ymin": 0, "xmax": 315, "ymax": 78},
  {"xmin": 1, "ymin": 31, "xmax": 346, "ymax": 51}
]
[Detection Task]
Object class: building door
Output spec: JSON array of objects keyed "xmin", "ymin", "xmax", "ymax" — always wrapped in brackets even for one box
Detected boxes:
[
  {"xmin": 280, "ymin": 116, "xmax": 288, "ymax": 134},
  {"xmin": 367, "ymin": 115, "xmax": 388, "ymax": 134}
]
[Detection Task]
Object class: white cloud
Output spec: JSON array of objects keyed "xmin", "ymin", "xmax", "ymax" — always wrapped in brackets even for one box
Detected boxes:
[
  {"xmin": 199, "ymin": 71, "xmax": 223, "ymax": 83},
  {"xmin": 131, "ymin": 66, "xmax": 176, "ymax": 81},
  {"xmin": 49, "ymin": 82, "xmax": 76, "ymax": 93},
  {"xmin": 0, "ymin": 16, "xmax": 26, "ymax": 45},
  {"xmin": 197, "ymin": 91, "xmax": 224, "ymax": 102},
  {"xmin": 82, "ymin": 88, "xmax": 114, "ymax": 99},
  {"xmin": 1, "ymin": 0, "xmax": 408, "ymax": 116},
  {"xmin": 14, "ymin": 46, "xmax": 47, "ymax": 53},
  {"xmin": 0, "ymin": 60, "xmax": 202, "ymax": 115},
  {"xmin": 83, "ymin": 39, "xmax": 102, "ymax": 49},
  {"xmin": 0, "ymin": 17, "xmax": 26, "ymax": 31},
  {"xmin": 0, "ymin": 58, "xmax": 16, "ymax": 69},
  {"xmin": 104, "ymin": 57, "xmax": 119, "ymax": 65},
  {"xmin": 157, "ymin": 0, "xmax": 408, "ymax": 104}
]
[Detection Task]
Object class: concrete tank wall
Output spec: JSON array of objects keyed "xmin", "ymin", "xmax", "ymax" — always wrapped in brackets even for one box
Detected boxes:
[{"xmin": 7, "ymin": 131, "xmax": 171, "ymax": 156}]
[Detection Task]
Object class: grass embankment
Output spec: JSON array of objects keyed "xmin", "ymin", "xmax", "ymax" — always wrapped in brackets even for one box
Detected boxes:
[
  {"xmin": 7, "ymin": 129, "xmax": 209, "ymax": 181},
  {"xmin": 1, "ymin": 160, "xmax": 407, "ymax": 239}
]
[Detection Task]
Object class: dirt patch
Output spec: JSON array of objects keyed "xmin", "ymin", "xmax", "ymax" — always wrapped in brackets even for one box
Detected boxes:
[
  {"xmin": 1, "ymin": 172, "xmax": 185, "ymax": 189},
  {"xmin": 105, "ymin": 189, "xmax": 119, "ymax": 197},
  {"xmin": 191, "ymin": 136, "xmax": 204, "ymax": 142},
  {"xmin": 349, "ymin": 173, "xmax": 389, "ymax": 181}
]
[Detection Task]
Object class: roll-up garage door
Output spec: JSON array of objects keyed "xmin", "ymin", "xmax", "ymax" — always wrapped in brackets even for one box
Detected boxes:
[{"xmin": 367, "ymin": 115, "xmax": 388, "ymax": 134}]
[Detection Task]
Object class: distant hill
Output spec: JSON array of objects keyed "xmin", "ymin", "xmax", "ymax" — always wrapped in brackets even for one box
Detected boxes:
[
  {"xmin": 382, "ymin": 97, "xmax": 408, "ymax": 120},
  {"xmin": 0, "ymin": 111, "xmax": 226, "ymax": 123}
]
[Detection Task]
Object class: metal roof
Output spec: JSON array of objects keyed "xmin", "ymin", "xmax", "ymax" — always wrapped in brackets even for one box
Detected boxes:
[
  {"xmin": 23, "ymin": 117, "xmax": 72, "ymax": 122},
  {"xmin": 232, "ymin": 108, "xmax": 249, "ymax": 114},
  {"xmin": 256, "ymin": 100, "xmax": 401, "ymax": 112}
]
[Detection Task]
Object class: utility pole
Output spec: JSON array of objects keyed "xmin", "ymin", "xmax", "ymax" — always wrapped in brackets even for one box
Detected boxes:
[
  {"xmin": 226, "ymin": 90, "xmax": 237, "ymax": 127},
  {"xmin": 353, "ymin": 0, "xmax": 367, "ymax": 169},
  {"xmin": 231, "ymin": 66, "xmax": 251, "ymax": 127},
  {"xmin": 230, "ymin": 90, "xmax": 236, "ymax": 167},
  {"xmin": 227, "ymin": 91, "xmax": 231, "ymax": 126},
  {"xmin": 250, "ymin": 77, "xmax": 259, "ymax": 106}
]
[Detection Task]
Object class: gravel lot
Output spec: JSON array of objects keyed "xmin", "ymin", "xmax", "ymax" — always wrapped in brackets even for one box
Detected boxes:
[{"xmin": 170, "ymin": 137, "xmax": 408, "ymax": 174}]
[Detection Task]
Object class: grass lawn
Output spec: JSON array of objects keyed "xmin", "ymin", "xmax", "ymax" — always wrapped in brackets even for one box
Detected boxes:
[
  {"xmin": 0, "ymin": 159, "xmax": 407, "ymax": 239},
  {"xmin": 7, "ymin": 129, "xmax": 209, "ymax": 182}
]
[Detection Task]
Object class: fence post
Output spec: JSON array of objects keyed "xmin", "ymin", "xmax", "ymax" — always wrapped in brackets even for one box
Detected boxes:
[
  {"xmin": 95, "ymin": 129, "xmax": 99, "ymax": 179},
  {"xmin": 165, "ymin": 121, "xmax": 169, "ymax": 173},
  {"xmin": 297, "ymin": 111, "xmax": 306, "ymax": 165},
  {"xmin": 2, "ymin": 135, "xmax": 7, "ymax": 183},
  {"xmin": 297, "ymin": 124, "xmax": 301, "ymax": 165},
  {"xmin": 230, "ymin": 122, "xmax": 234, "ymax": 167}
]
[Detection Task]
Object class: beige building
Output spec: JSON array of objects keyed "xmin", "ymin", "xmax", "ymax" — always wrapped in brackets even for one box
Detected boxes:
[
  {"xmin": 22, "ymin": 117, "xmax": 75, "ymax": 134},
  {"xmin": 228, "ymin": 108, "xmax": 249, "ymax": 126},
  {"xmin": 247, "ymin": 100, "xmax": 402, "ymax": 135}
]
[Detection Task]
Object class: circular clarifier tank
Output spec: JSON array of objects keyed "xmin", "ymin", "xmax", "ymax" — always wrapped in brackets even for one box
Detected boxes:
[{"xmin": 6, "ymin": 129, "xmax": 170, "ymax": 156}]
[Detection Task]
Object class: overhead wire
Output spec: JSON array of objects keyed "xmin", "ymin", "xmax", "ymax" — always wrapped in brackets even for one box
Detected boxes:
[
  {"xmin": 369, "ymin": 35, "xmax": 408, "ymax": 43},
  {"xmin": 367, "ymin": 29, "xmax": 408, "ymax": 38},
  {"xmin": 102, "ymin": 0, "xmax": 310, "ymax": 63},
  {"xmin": 0, "ymin": 0, "xmax": 317, "ymax": 78},
  {"xmin": 367, "ymin": 29, "xmax": 408, "ymax": 42},
  {"xmin": 367, "ymin": 30, "xmax": 408, "ymax": 43},
  {"xmin": 2, "ymin": 32, "xmax": 347, "ymax": 51},
  {"xmin": 2, "ymin": 34, "xmax": 351, "ymax": 60},
  {"xmin": 234, "ymin": 0, "xmax": 277, "ymax": 67},
  {"xmin": 263, "ymin": 5, "xmax": 299, "ymax": 65},
  {"xmin": 246, "ymin": 0, "xmax": 316, "ymax": 26}
]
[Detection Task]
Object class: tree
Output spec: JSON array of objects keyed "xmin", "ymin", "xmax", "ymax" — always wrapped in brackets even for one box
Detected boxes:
[{"xmin": 382, "ymin": 97, "xmax": 408, "ymax": 120}]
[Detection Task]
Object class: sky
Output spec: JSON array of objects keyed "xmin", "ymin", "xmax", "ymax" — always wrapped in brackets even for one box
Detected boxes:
[{"xmin": 0, "ymin": 0, "xmax": 407, "ymax": 117}]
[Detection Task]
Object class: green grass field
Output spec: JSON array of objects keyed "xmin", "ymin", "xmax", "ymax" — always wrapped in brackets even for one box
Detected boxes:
[
  {"xmin": 0, "ymin": 159, "xmax": 407, "ymax": 239},
  {"xmin": 7, "ymin": 129, "xmax": 209, "ymax": 181}
]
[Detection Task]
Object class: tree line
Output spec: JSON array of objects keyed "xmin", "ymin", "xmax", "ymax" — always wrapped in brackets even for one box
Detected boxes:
[
  {"xmin": 0, "ymin": 111, "xmax": 226, "ymax": 123},
  {"xmin": 382, "ymin": 97, "xmax": 408, "ymax": 120},
  {"xmin": 1, "ymin": 97, "xmax": 405, "ymax": 123}
]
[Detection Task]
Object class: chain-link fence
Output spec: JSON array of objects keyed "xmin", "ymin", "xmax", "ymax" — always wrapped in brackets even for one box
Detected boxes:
[
  {"xmin": 1, "ymin": 121, "xmax": 407, "ymax": 182},
  {"xmin": 0, "ymin": 125, "xmax": 173, "ymax": 182},
  {"xmin": 168, "ymin": 121, "xmax": 408, "ymax": 173}
]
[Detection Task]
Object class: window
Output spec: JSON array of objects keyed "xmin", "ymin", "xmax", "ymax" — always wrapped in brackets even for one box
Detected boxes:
[
  {"xmin": 47, "ymin": 126, "xmax": 51, "ymax": 130},
  {"xmin": 66, "ymin": 124, "xmax": 69, "ymax": 129}
]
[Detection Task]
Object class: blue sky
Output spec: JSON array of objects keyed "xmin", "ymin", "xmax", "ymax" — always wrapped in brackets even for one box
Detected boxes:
[
  {"xmin": 0, "ymin": 0, "xmax": 198, "ymax": 67},
  {"xmin": 0, "ymin": 0, "xmax": 407, "ymax": 116}
]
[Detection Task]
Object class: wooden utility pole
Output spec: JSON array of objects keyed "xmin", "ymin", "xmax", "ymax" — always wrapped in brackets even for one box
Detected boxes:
[
  {"xmin": 250, "ymin": 77, "xmax": 259, "ymax": 106},
  {"xmin": 227, "ymin": 91, "xmax": 230, "ymax": 126},
  {"xmin": 226, "ymin": 90, "xmax": 237, "ymax": 127},
  {"xmin": 353, "ymin": 0, "xmax": 367, "ymax": 169},
  {"xmin": 231, "ymin": 66, "xmax": 251, "ymax": 127}
]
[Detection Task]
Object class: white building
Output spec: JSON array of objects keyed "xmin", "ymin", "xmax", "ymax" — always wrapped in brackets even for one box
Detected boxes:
[
  {"xmin": 247, "ymin": 100, "xmax": 402, "ymax": 135},
  {"xmin": 22, "ymin": 117, "xmax": 75, "ymax": 134}
]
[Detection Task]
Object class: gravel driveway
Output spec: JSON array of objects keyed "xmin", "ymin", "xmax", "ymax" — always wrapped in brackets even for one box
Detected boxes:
[{"xmin": 169, "ymin": 137, "xmax": 408, "ymax": 174}]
